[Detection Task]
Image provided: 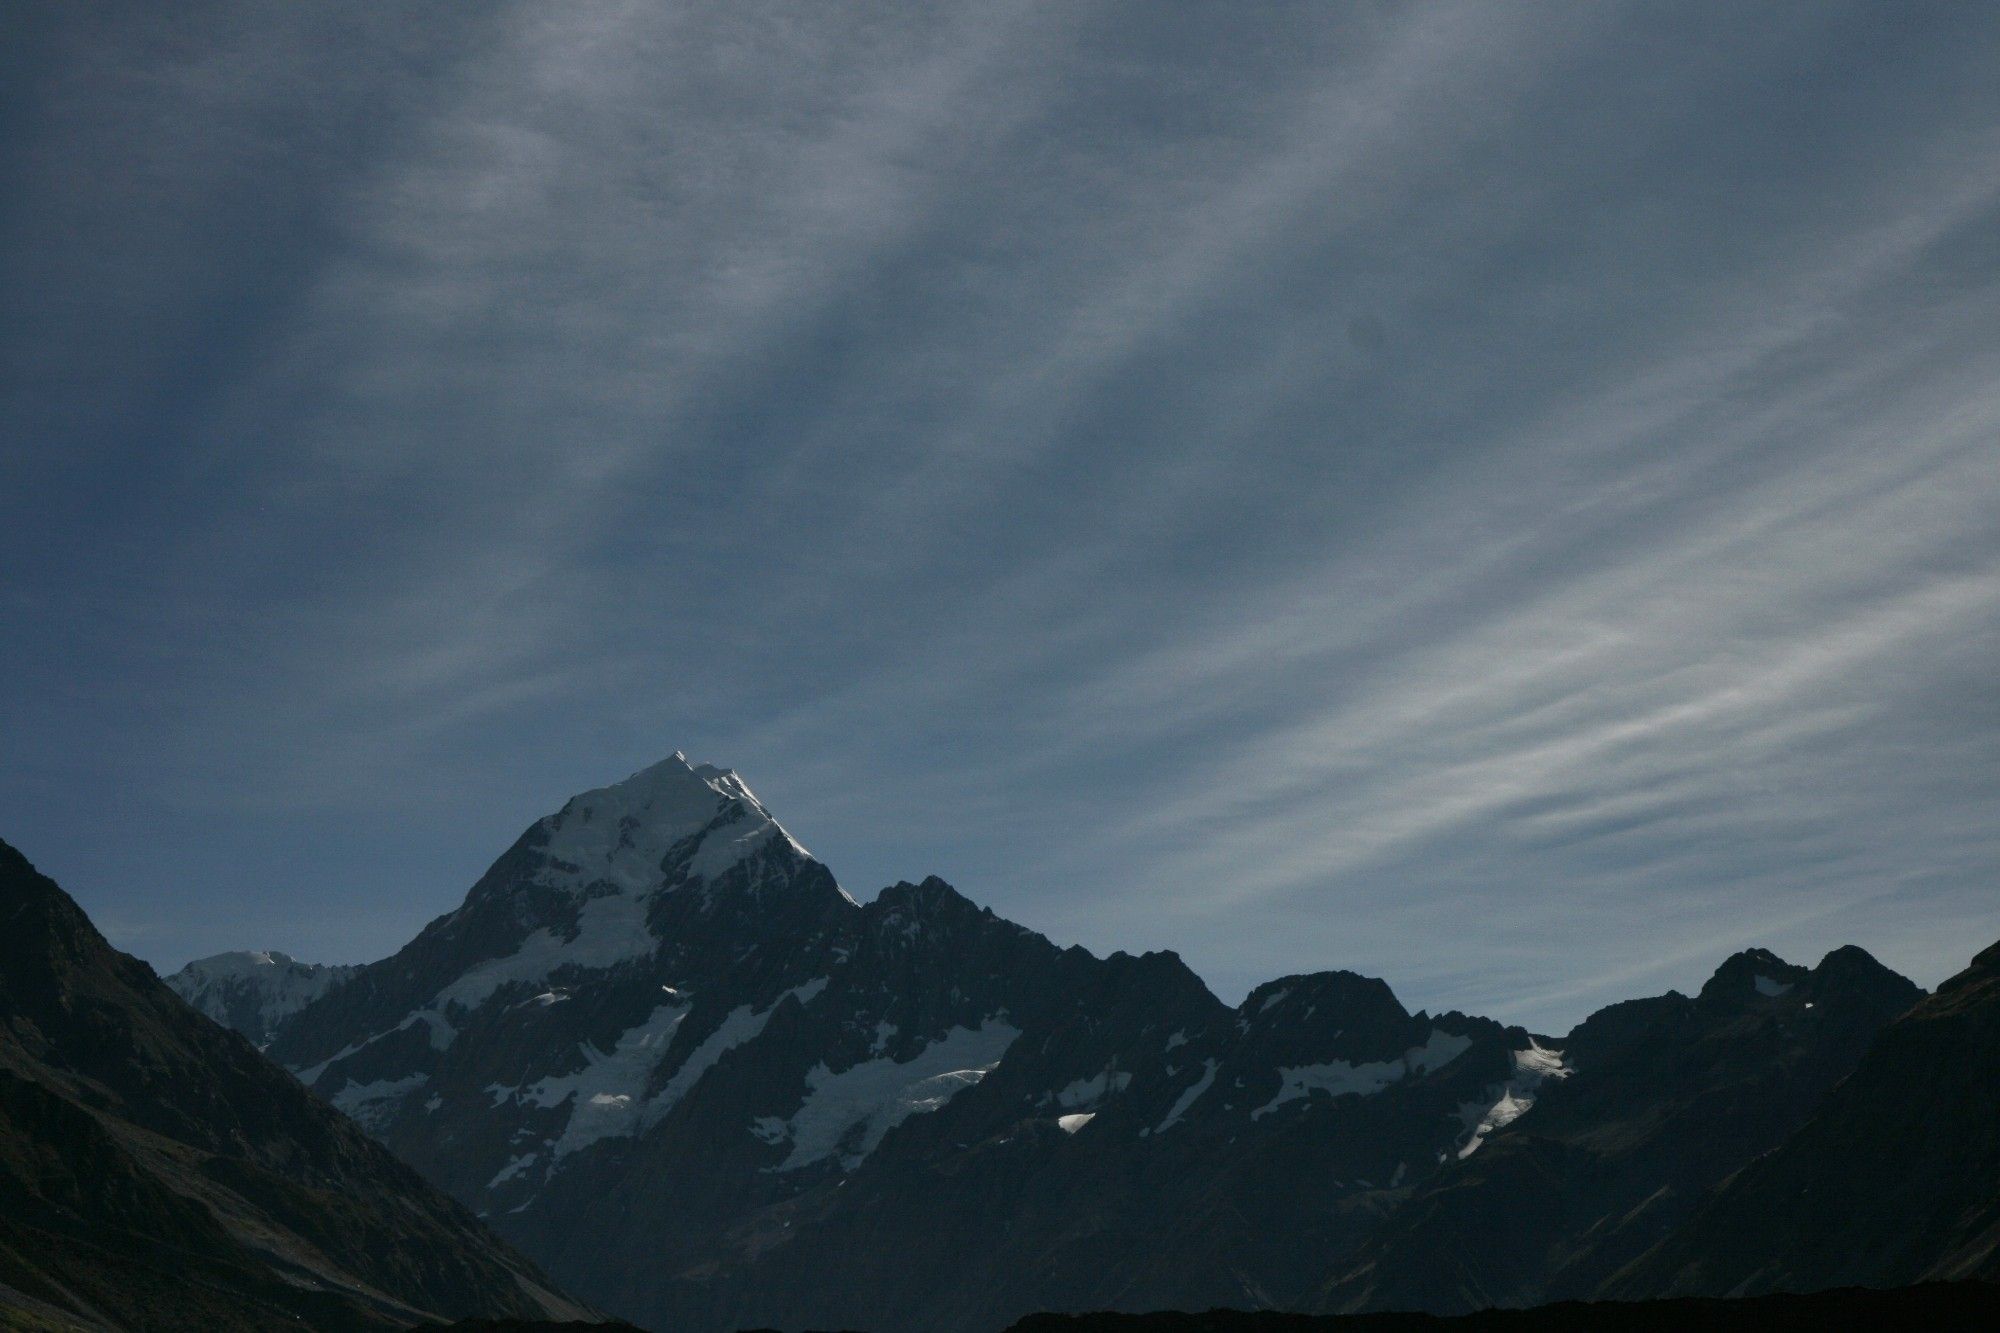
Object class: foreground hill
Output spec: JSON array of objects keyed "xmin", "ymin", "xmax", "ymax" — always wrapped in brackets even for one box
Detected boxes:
[
  {"xmin": 0, "ymin": 839, "xmax": 593, "ymax": 1331},
  {"xmin": 181, "ymin": 753, "xmax": 1954, "ymax": 1331},
  {"xmin": 1616, "ymin": 934, "xmax": 2000, "ymax": 1295}
]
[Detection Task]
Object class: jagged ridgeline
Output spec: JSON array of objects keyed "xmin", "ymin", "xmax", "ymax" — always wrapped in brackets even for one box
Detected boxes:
[
  {"xmin": 170, "ymin": 755, "xmax": 1547, "ymax": 1328},
  {"xmin": 0, "ymin": 839, "xmax": 594, "ymax": 1331},
  {"xmin": 161, "ymin": 753, "xmax": 1991, "ymax": 1333}
]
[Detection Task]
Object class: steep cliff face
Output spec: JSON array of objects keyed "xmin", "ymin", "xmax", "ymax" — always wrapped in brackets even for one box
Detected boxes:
[{"xmin": 0, "ymin": 838, "xmax": 593, "ymax": 1332}]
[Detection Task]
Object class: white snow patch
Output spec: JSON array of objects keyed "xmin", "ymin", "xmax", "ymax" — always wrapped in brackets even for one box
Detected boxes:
[
  {"xmin": 1155, "ymin": 1058, "xmax": 1220, "ymax": 1133},
  {"xmin": 1163, "ymin": 1030, "xmax": 1187, "ymax": 1051},
  {"xmin": 1258, "ymin": 988, "xmax": 1290, "ymax": 1014},
  {"xmin": 640, "ymin": 977, "xmax": 827, "ymax": 1124},
  {"xmin": 486, "ymin": 1152, "xmax": 539, "ymax": 1189},
  {"xmin": 330, "ymin": 1073, "xmax": 429, "ymax": 1131},
  {"xmin": 513, "ymin": 1001, "xmax": 692, "ymax": 1159},
  {"xmin": 399, "ymin": 1008, "xmax": 456, "ymax": 1050},
  {"xmin": 1753, "ymin": 974, "xmax": 1794, "ymax": 997},
  {"xmin": 435, "ymin": 889, "xmax": 657, "ymax": 1012},
  {"xmin": 486, "ymin": 976, "xmax": 835, "ymax": 1163},
  {"xmin": 1057, "ymin": 1112, "xmax": 1097, "ymax": 1134},
  {"xmin": 772, "ymin": 1018, "xmax": 1021, "ymax": 1172},
  {"xmin": 292, "ymin": 1010, "xmax": 453, "ymax": 1087},
  {"xmin": 1457, "ymin": 1040, "xmax": 1571, "ymax": 1158},
  {"xmin": 1252, "ymin": 1028, "xmax": 1474, "ymax": 1120},
  {"xmin": 1056, "ymin": 1070, "xmax": 1132, "ymax": 1108},
  {"xmin": 292, "ymin": 1032, "xmax": 380, "ymax": 1087}
]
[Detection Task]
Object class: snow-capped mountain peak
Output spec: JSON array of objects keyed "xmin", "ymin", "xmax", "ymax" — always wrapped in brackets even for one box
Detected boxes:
[
  {"xmin": 412, "ymin": 754, "xmax": 850, "ymax": 1013},
  {"xmin": 536, "ymin": 752, "xmax": 812, "ymax": 895},
  {"xmin": 262, "ymin": 754, "xmax": 859, "ymax": 1161},
  {"xmin": 187, "ymin": 947, "xmax": 309, "ymax": 976}
]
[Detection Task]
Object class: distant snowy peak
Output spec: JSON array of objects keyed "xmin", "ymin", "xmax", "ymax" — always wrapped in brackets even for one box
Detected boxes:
[
  {"xmin": 532, "ymin": 752, "xmax": 829, "ymax": 900},
  {"xmin": 167, "ymin": 949, "xmax": 358, "ymax": 1047}
]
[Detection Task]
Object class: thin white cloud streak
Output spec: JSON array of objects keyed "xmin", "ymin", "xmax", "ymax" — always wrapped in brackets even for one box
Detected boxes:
[
  {"xmin": 1130, "ymin": 566, "xmax": 1995, "ymax": 896},
  {"xmin": 6, "ymin": 3, "xmax": 1999, "ymax": 1024},
  {"xmin": 743, "ymin": 4, "xmax": 1619, "ymax": 628},
  {"xmin": 724, "ymin": 150, "xmax": 2000, "ymax": 1025},
  {"xmin": 736, "ymin": 144, "xmax": 2000, "ymax": 789},
  {"xmin": 113, "ymin": 1, "xmax": 1500, "ymax": 796},
  {"xmin": 131, "ymin": 0, "xmax": 1090, "ymax": 791}
]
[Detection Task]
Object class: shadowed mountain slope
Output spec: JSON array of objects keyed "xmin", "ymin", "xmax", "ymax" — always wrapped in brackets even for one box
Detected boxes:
[
  {"xmin": 1317, "ymin": 946, "xmax": 1922, "ymax": 1314},
  {"xmin": 0, "ymin": 838, "xmax": 593, "ymax": 1332},
  {"xmin": 1615, "ymin": 933, "xmax": 2000, "ymax": 1296}
]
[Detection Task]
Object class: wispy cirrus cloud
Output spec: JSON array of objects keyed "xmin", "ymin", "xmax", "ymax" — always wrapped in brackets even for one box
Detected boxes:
[{"xmin": 2, "ymin": 1, "xmax": 1996, "ymax": 1029}]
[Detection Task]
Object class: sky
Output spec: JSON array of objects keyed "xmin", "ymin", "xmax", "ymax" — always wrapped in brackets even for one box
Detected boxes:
[{"xmin": 3, "ymin": 1, "xmax": 1997, "ymax": 1033}]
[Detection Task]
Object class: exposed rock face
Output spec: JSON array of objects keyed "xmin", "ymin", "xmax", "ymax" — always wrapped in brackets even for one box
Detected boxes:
[
  {"xmin": 0, "ymin": 838, "xmax": 593, "ymax": 1331},
  {"xmin": 1615, "ymin": 934, "xmax": 2000, "ymax": 1296}
]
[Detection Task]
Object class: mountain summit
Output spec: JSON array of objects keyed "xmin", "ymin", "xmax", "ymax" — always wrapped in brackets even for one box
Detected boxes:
[
  {"xmin": 500, "ymin": 751, "xmax": 833, "ymax": 903},
  {"xmin": 260, "ymin": 753, "xmax": 855, "ymax": 1139}
]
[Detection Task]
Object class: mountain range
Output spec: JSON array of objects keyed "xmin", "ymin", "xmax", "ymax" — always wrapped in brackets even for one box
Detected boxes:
[{"xmin": 156, "ymin": 754, "xmax": 1999, "ymax": 1331}]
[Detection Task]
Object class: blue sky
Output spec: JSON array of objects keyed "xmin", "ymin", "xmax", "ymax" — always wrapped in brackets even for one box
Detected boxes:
[{"xmin": 3, "ymin": 1, "xmax": 1997, "ymax": 1032}]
